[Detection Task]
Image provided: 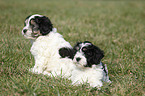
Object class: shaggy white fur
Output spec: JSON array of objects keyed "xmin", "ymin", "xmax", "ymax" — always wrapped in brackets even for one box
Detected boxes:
[
  {"xmin": 70, "ymin": 63, "xmax": 104, "ymax": 88},
  {"xmin": 29, "ymin": 28, "xmax": 76, "ymax": 77},
  {"xmin": 22, "ymin": 14, "xmax": 76, "ymax": 78},
  {"xmin": 22, "ymin": 14, "xmax": 110, "ymax": 88},
  {"xmin": 70, "ymin": 41, "xmax": 111, "ymax": 88}
]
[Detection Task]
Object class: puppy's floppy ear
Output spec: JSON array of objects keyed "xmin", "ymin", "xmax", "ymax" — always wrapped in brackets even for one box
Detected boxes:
[
  {"xmin": 59, "ymin": 47, "xmax": 74, "ymax": 59},
  {"xmin": 93, "ymin": 45, "xmax": 104, "ymax": 64},
  {"xmin": 35, "ymin": 16, "xmax": 53, "ymax": 35}
]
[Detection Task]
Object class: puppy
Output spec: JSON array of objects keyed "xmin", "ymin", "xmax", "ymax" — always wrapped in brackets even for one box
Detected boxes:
[
  {"xmin": 22, "ymin": 14, "xmax": 75, "ymax": 77},
  {"xmin": 70, "ymin": 41, "xmax": 111, "ymax": 88}
]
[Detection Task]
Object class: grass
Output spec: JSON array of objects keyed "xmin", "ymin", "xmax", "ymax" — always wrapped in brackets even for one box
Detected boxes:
[{"xmin": 0, "ymin": 0, "xmax": 145, "ymax": 95}]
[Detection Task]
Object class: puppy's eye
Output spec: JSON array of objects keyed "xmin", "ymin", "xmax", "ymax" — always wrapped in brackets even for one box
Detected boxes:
[{"xmin": 82, "ymin": 47, "xmax": 87, "ymax": 52}]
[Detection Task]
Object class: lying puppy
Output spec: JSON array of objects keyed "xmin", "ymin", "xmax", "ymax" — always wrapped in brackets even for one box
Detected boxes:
[
  {"xmin": 22, "ymin": 14, "xmax": 75, "ymax": 77},
  {"xmin": 70, "ymin": 41, "xmax": 111, "ymax": 88}
]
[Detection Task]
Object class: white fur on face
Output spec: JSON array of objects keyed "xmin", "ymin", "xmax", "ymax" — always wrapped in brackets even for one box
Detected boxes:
[
  {"xmin": 73, "ymin": 52, "xmax": 87, "ymax": 67},
  {"xmin": 22, "ymin": 14, "xmax": 43, "ymax": 39},
  {"xmin": 73, "ymin": 43, "xmax": 91, "ymax": 67}
]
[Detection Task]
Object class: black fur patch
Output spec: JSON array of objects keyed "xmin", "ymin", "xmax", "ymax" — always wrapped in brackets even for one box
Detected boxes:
[
  {"xmin": 34, "ymin": 16, "xmax": 53, "ymax": 35},
  {"xmin": 85, "ymin": 45, "xmax": 104, "ymax": 67},
  {"xmin": 59, "ymin": 47, "xmax": 74, "ymax": 59},
  {"xmin": 73, "ymin": 41, "xmax": 104, "ymax": 67}
]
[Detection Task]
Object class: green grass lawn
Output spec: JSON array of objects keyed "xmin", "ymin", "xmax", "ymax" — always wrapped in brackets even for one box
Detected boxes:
[{"xmin": 0, "ymin": 0, "xmax": 145, "ymax": 95}]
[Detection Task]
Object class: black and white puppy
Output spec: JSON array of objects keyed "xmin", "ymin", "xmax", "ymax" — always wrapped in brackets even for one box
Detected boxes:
[
  {"xmin": 70, "ymin": 41, "xmax": 111, "ymax": 88},
  {"xmin": 22, "ymin": 14, "xmax": 75, "ymax": 77}
]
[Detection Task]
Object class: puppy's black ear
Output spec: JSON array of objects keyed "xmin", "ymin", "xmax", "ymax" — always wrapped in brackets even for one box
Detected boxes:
[
  {"xmin": 35, "ymin": 16, "xmax": 53, "ymax": 35},
  {"xmin": 93, "ymin": 46, "xmax": 104, "ymax": 64},
  {"xmin": 59, "ymin": 47, "xmax": 74, "ymax": 59}
]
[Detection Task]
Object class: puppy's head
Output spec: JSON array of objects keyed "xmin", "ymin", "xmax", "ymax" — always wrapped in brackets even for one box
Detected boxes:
[
  {"xmin": 22, "ymin": 14, "xmax": 53, "ymax": 39},
  {"xmin": 73, "ymin": 41, "xmax": 104, "ymax": 67}
]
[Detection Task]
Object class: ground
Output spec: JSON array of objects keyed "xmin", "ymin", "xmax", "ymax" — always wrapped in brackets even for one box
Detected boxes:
[{"xmin": 0, "ymin": 0, "xmax": 145, "ymax": 95}]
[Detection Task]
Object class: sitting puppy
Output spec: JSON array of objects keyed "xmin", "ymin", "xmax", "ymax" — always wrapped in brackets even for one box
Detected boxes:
[
  {"xmin": 70, "ymin": 41, "xmax": 111, "ymax": 88},
  {"xmin": 22, "ymin": 14, "xmax": 75, "ymax": 77}
]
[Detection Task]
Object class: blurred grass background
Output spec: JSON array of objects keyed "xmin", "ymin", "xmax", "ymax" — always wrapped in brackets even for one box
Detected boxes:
[{"xmin": 0, "ymin": 0, "xmax": 145, "ymax": 95}]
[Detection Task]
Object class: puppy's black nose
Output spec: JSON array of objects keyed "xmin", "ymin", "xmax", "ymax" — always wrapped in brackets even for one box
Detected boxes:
[
  {"xmin": 23, "ymin": 29, "xmax": 27, "ymax": 33},
  {"xmin": 76, "ymin": 57, "xmax": 81, "ymax": 62}
]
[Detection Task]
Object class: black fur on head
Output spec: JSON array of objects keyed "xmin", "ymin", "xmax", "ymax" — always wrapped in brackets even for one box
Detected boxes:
[
  {"xmin": 33, "ymin": 16, "xmax": 53, "ymax": 35},
  {"xmin": 73, "ymin": 41, "xmax": 104, "ymax": 67},
  {"xmin": 22, "ymin": 14, "xmax": 53, "ymax": 39},
  {"xmin": 84, "ymin": 43, "xmax": 104, "ymax": 67}
]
